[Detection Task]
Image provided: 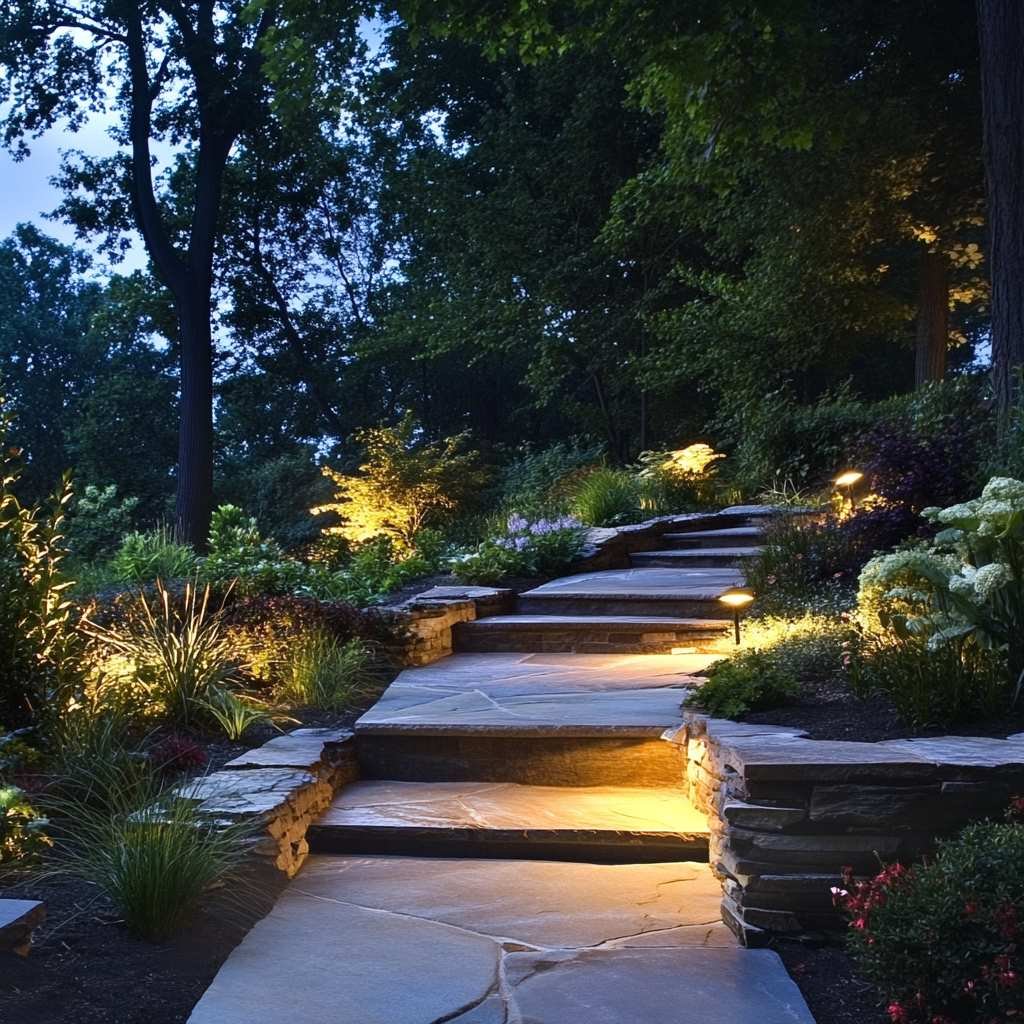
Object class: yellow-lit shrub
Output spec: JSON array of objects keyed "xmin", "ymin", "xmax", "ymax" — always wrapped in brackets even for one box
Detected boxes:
[{"xmin": 313, "ymin": 413, "xmax": 486, "ymax": 554}]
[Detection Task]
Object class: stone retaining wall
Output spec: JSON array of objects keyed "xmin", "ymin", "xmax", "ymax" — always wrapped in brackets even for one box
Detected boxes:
[
  {"xmin": 669, "ymin": 717, "xmax": 1024, "ymax": 946},
  {"xmin": 181, "ymin": 727, "xmax": 358, "ymax": 880},
  {"xmin": 382, "ymin": 586, "xmax": 515, "ymax": 666}
]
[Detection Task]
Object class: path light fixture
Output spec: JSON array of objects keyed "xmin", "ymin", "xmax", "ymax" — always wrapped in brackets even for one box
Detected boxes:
[
  {"xmin": 834, "ymin": 470, "xmax": 864, "ymax": 489},
  {"xmin": 833, "ymin": 469, "xmax": 865, "ymax": 520},
  {"xmin": 718, "ymin": 588, "xmax": 755, "ymax": 645}
]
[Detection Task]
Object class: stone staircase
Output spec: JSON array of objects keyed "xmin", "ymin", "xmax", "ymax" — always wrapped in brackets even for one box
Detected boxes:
[
  {"xmin": 188, "ymin": 507, "xmax": 818, "ymax": 1024},
  {"xmin": 307, "ymin": 510, "xmax": 774, "ymax": 870},
  {"xmin": 454, "ymin": 511, "xmax": 766, "ymax": 654}
]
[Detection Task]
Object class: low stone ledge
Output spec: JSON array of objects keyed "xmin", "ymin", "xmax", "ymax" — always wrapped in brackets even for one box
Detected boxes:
[
  {"xmin": 382, "ymin": 587, "xmax": 515, "ymax": 667},
  {"xmin": 573, "ymin": 504, "xmax": 812, "ymax": 572},
  {"xmin": 676, "ymin": 715, "xmax": 1024, "ymax": 943},
  {"xmin": 0, "ymin": 899, "xmax": 45, "ymax": 957},
  {"xmin": 179, "ymin": 728, "xmax": 357, "ymax": 879}
]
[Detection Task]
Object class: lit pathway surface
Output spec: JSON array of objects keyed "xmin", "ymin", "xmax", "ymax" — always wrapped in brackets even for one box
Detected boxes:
[
  {"xmin": 188, "ymin": 508, "xmax": 818, "ymax": 1023},
  {"xmin": 356, "ymin": 651, "xmax": 711, "ymax": 735},
  {"xmin": 188, "ymin": 857, "xmax": 814, "ymax": 1024}
]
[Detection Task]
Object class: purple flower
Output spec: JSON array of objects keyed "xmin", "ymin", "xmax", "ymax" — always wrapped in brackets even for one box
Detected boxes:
[{"xmin": 507, "ymin": 513, "xmax": 528, "ymax": 534}]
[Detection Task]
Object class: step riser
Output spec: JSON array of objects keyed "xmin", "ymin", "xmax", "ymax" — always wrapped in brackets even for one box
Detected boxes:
[
  {"xmin": 454, "ymin": 627, "xmax": 727, "ymax": 655},
  {"xmin": 517, "ymin": 595, "xmax": 733, "ymax": 618},
  {"xmin": 630, "ymin": 554, "xmax": 753, "ymax": 569},
  {"xmin": 307, "ymin": 828, "xmax": 708, "ymax": 864},
  {"xmin": 356, "ymin": 734, "xmax": 686, "ymax": 786},
  {"xmin": 666, "ymin": 535, "xmax": 763, "ymax": 550}
]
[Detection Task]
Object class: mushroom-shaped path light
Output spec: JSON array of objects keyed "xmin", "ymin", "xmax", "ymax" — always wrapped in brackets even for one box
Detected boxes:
[{"xmin": 718, "ymin": 588, "xmax": 755, "ymax": 645}]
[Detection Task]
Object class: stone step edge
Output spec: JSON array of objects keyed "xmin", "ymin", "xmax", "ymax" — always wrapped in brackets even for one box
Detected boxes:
[
  {"xmin": 630, "ymin": 547, "xmax": 764, "ymax": 558},
  {"xmin": 0, "ymin": 900, "xmax": 46, "ymax": 957},
  {"xmin": 175, "ymin": 726, "xmax": 358, "ymax": 880},
  {"xmin": 457, "ymin": 615, "xmax": 730, "ymax": 632}
]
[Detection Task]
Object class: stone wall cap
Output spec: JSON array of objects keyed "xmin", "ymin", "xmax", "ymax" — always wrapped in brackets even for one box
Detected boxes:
[
  {"xmin": 223, "ymin": 728, "xmax": 353, "ymax": 771},
  {"xmin": 412, "ymin": 586, "xmax": 511, "ymax": 601},
  {"xmin": 178, "ymin": 767, "xmax": 320, "ymax": 819}
]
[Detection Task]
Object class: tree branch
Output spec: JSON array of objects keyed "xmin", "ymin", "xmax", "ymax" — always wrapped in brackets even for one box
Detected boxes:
[{"xmin": 125, "ymin": 6, "xmax": 187, "ymax": 294}]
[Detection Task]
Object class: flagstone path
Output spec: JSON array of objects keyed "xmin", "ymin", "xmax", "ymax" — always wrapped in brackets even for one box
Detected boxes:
[{"xmin": 188, "ymin": 508, "xmax": 817, "ymax": 1024}]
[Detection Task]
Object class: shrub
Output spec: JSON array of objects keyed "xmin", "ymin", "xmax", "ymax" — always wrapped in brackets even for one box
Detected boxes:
[
  {"xmin": 684, "ymin": 650, "xmax": 799, "ymax": 718},
  {"xmin": 112, "ymin": 528, "xmax": 197, "ymax": 582},
  {"xmin": 739, "ymin": 614, "xmax": 854, "ymax": 680},
  {"xmin": 314, "ymin": 412, "xmax": 487, "ymax": 554},
  {"xmin": 570, "ymin": 467, "xmax": 642, "ymax": 526},
  {"xmin": 85, "ymin": 582, "xmax": 239, "ymax": 728},
  {"xmin": 848, "ymin": 626, "xmax": 1008, "ymax": 728},
  {"xmin": 275, "ymin": 634, "xmax": 382, "ymax": 712},
  {"xmin": 149, "ymin": 732, "xmax": 207, "ymax": 776},
  {"xmin": 0, "ymin": 398, "xmax": 84, "ymax": 724},
  {"xmin": 496, "ymin": 439, "xmax": 605, "ymax": 514},
  {"xmin": 856, "ymin": 546, "xmax": 958, "ymax": 633},
  {"xmin": 221, "ymin": 594, "xmax": 400, "ymax": 689},
  {"xmin": 721, "ymin": 383, "xmax": 876, "ymax": 495},
  {"xmin": 47, "ymin": 768, "xmax": 253, "ymax": 941},
  {"xmin": 0, "ymin": 784, "xmax": 51, "ymax": 870},
  {"xmin": 454, "ymin": 514, "xmax": 586, "ymax": 585},
  {"xmin": 635, "ymin": 443, "xmax": 730, "ymax": 513},
  {"xmin": 745, "ymin": 514, "xmax": 861, "ymax": 615},
  {"xmin": 67, "ymin": 484, "xmax": 139, "ymax": 562},
  {"xmin": 838, "ymin": 814, "xmax": 1024, "ymax": 1023}
]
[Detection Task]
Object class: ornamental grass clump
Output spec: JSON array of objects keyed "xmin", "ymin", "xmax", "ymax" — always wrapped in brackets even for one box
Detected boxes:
[
  {"xmin": 275, "ymin": 633, "xmax": 381, "ymax": 712},
  {"xmin": 836, "ymin": 806, "xmax": 1024, "ymax": 1023},
  {"xmin": 46, "ymin": 764, "xmax": 253, "ymax": 941},
  {"xmin": 84, "ymin": 581, "xmax": 239, "ymax": 728}
]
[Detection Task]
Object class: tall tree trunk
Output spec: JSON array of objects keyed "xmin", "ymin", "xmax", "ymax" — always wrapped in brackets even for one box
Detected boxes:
[
  {"xmin": 175, "ymin": 288, "xmax": 215, "ymax": 548},
  {"xmin": 978, "ymin": 0, "xmax": 1024, "ymax": 421},
  {"xmin": 914, "ymin": 249, "xmax": 949, "ymax": 387}
]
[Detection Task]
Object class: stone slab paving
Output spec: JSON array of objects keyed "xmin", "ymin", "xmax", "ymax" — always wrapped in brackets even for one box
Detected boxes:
[
  {"xmin": 521, "ymin": 567, "xmax": 746, "ymax": 602},
  {"xmin": 312, "ymin": 779, "xmax": 709, "ymax": 837},
  {"xmin": 187, "ymin": 855, "xmax": 817, "ymax": 1024},
  {"xmin": 356, "ymin": 651, "xmax": 716, "ymax": 736}
]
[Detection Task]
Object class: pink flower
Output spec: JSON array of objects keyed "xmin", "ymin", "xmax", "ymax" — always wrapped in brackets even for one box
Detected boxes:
[{"xmin": 888, "ymin": 1002, "xmax": 909, "ymax": 1023}]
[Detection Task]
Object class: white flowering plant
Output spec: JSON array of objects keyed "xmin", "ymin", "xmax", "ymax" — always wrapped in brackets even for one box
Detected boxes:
[{"xmin": 858, "ymin": 477, "xmax": 1024, "ymax": 696}]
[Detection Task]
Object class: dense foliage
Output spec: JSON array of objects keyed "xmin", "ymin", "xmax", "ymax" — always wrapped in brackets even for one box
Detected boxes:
[{"xmin": 838, "ymin": 812, "xmax": 1024, "ymax": 1023}]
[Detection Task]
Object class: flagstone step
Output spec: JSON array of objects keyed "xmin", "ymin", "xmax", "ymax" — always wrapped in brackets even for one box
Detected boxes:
[
  {"xmin": 353, "ymin": 651, "xmax": 713, "ymax": 784},
  {"xmin": 662, "ymin": 525, "xmax": 765, "ymax": 548},
  {"xmin": 187, "ymin": 855, "xmax": 815, "ymax": 1024},
  {"xmin": 454, "ymin": 614, "xmax": 730, "ymax": 654},
  {"xmin": 517, "ymin": 567, "xmax": 745, "ymax": 618},
  {"xmin": 308, "ymin": 780, "xmax": 709, "ymax": 861},
  {"xmin": 629, "ymin": 546, "xmax": 764, "ymax": 569}
]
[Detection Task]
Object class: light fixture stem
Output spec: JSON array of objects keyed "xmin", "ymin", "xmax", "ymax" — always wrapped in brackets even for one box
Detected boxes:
[{"xmin": 733, "ymin": 609, "xmax": 741, "ymax": 645}]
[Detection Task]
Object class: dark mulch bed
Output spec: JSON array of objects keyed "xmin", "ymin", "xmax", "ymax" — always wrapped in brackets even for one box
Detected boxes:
[
  {"xmin": 0, "ymin": 701, "xmax": 375, "ymax": 1024},
  {"xmin": 1, "ymin": 876, "xmax": 252, "ymax": 1024},
  {"xmin": 736, "ymin": 674, "xmax": 1024, "ymax": 742},
  {"xmin": 773, "ymin": 939, "xmax": 885, "ymax": 1024}
]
